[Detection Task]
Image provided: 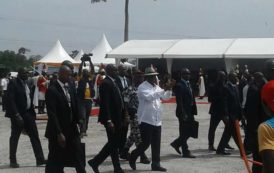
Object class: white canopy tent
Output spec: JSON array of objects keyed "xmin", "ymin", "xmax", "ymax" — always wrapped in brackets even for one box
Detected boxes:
[
  {"xmin": 224, "ymin": 38, "xmax": 274, "ymax": 71},
  {"xmin": 107, "ymin": 38, "xmax": 274, "ymax": 73},
  {"xmin": 164, "ymin": 39, "xmax": 235, "ymax": 59},
  {"xmin": 34, "ymin": 40, "xmax": 76, "ymax": 66},
  {"xmin": 90, "ymin": 34, "xmax": 115, "ymax": 65},
  {"xmin": 107, "ymin": 40, "xmax": 179, "ymax": 59}
]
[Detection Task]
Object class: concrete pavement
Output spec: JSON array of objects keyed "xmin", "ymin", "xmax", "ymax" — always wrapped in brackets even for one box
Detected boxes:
[{"xmin": 0, "ymin": 99, "xmax": 246, "ymax": 173}]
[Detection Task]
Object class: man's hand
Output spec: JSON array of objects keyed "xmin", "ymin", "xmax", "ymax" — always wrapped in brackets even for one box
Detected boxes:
[
  {"xmin": 15, "ymin": 114, "xmax": 24, "ymax": 128},
  {"xmin": 57, "ymin": 133, "xmax": 66, "ymax": 148},
  {"xmin": 222, "ymin": 116, "xmax": 229, "ymax": 125},
  {"xmin": 106, "ymin": 121, "xmax": 115, "ymax": 133}
]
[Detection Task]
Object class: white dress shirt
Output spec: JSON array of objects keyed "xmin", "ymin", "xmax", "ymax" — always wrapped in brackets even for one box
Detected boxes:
[{"xmin": 137, "ymin": 81, "xmax": 171, "ymax": 126}]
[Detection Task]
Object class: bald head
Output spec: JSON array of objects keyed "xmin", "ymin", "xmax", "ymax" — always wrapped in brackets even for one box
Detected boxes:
[
  {"xmin": 181, "ymin": 68, "xmax": 191, "ymax": 81},
  {"xmin": 105, "ymin": 64, "xmax": 118, "ymax": 78},
  {"xmin": 217, "ymin": 71, "xmax": 226, "ymax": 83},
  {"xmin": 118, "ymin": 64, "xmax": 127, "ymax": 77},
  {"xmin": 265, "ymin": 59, "xmax": 274, "ymax": 80},
  {"xmin": 58, "ymin": 65, "xmax": 72, "ymax": 83},
  {"xmin": 61, "ymin": 60, "xmax": 74, "ymax": 71}
]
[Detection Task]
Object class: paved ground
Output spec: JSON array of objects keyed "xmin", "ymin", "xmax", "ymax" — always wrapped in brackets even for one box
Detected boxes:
[{"xmin": 0, "ymin": 98, "xmax": 247, "ymax": 173}]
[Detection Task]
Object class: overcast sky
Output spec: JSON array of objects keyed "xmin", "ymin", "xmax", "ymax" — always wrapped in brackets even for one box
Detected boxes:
[{"xmin": 1, "ymin": 0, "xmax": 274, "ymax": 56}]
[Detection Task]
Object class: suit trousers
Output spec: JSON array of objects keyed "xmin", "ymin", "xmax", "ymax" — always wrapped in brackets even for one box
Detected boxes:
[
  {"xmin": 91, "ymin": 125, "xmax": 123, "ymax": 170},
  {"xmin": 9, "ymin": 111, "xmax": 44, "ymax": 163},
  {"xmin": 171, "ymin": 117, "xmax": 194, "ymax": 154},
  {"xmin": 208, "ymin": 114, "xmax": 223, "ymax": 147},
  {"xmin": 217, "ymin": 119, "xmax": 240, "ymax": 153},
  {"xmin": 45, "ymin": 137, "xmax": 86, "ymax": 173},
  {"xmin": 131, "ymin": 122, "xmax": 161, "ymax": 165},
  {"xmin": 79, "ymin": 99, "xmax": 92, "ymax": 133}
]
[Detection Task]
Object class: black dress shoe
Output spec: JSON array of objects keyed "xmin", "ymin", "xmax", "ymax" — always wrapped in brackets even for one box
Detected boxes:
[
  {"xmin": 170, "ymin": 143, "xmax": 181, "ymax": 155},
  {"xmin": 119, "ymin": 150, "xmax": 129, "ymax": 160},
  {"xmin": 140, "ymin": 154, "xmax": 150, "ymax": 164},
  {"xmin": 208, "ymin": 145, "xmax": 217, "ymax": 151},
  {"xmin": 129, "ymin": 153, "xmax": 137, "ymax": 170},
  {"xmin": 182, "ymin": 152, "xmax": 196, "ymax": 158},
  {"xmin": 114, "ymin": 168, "xmax": 125, "ymax": 173},
  {"xmin": 10, "ymin": 162, "xmax": 19, "ymax": 168},
  {"xmin": 151, "ymin": 165, "xmax": 167, "ymax": 172},
  {"xmin": 88, "ymin": 159, "xmax": 100, "ymax": 173},
  {"xmin": 36, "ymin": 159, "xmax": 47, "ymax": 166},
  {"xmin": 225, "ymin": 144, "xmax": 234, "ymax": 150},
  {"xmin": 216, "ymin": 150, "xmax": 231, "ymax": 155}
]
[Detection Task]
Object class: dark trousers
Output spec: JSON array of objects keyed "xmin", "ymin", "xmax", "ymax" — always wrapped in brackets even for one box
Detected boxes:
[
  {"xmin": 38, "ymin": 100, "xmax": 45, "ymax": 113},
  {"xmin": 79, "ymin": 99, "xmax": 92, "ymax": 133},
  {"xmin": 2, "ymin": 90, "xmax": 7, "ymax": 111},
  {"xmin": 9, "ymin": 111, "xmax": 44, "ymax": 163},
  {"xmin": 208, "ymin": 114, "xmax": 223, "ymax": 147},
  {"xmin": 217, "ymin": 119, "xmax": 240, "ymax": 152},
  {"xmin": 45, "ymin": 138, "xmax": 86, "ymax": 173},
  {"xmin": 171, "ymin": 117, "xmax": 194, "ymax": 154},
  {"xmin": 119, "ymin": 124, "xmax": 129, "ymax": 153},
  {"xmin": 90, "ymin": 125, "xmax": 123, "ymax": 170},
  {"xmin": 131, "ymin": 122, "xmax": 161, "ymax": 165}
]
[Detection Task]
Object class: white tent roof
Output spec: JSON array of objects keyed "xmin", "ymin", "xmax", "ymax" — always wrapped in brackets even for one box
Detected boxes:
[
  {"xmin": 164, "ymin": 39, "xmax": 235, "ymax": 59},
  {"xmin": 90, "ymin": 34, "xmax": 115, "ymax": 65},
  {"xmin": 34, "ymin": 40, "xmax": 76, "ymax": 65},
  {"xmin": 74, "ymin": 49, "xmax": 84, "ymax": 63},
  {"xmin": 107, "ymin": 40, "xmax": 179, "ymax": 59},
  {"xmin": 107, "ymin": 38, "xmax": 274, "ymax": 60},
  {"xmin": 225, "ymin": 38, "xmax": 274, "ymax": 59}
]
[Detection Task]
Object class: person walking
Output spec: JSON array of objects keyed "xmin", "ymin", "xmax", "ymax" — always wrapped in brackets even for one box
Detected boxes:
[
  {"xmin": 45, "ymin": 65, "xmax": 86, "ymax": 173},
  {"xmin": 216, "ymin": 72, "xmax": 241, "ymax": 155},
  {"xmin": 88, "ymin": 64, "xmax": 129, "ymax": 173},
  {"xmin": 5, "ymin": 67, "xmax": 46, "ymax": 168},
  {"xmin": 207, "ymin": 71, "xmax": 227, "ymax": 151},
  {"xmin": 129, "ymin": 66, "xmax": 171, "ymax": 172},
  {"xmin": 119, "ymin": 70, "xmax": 150, "ymax": 163},
  {"xmin": 170, "ymin": 68, "xmax": 198, "ymax": 158}
]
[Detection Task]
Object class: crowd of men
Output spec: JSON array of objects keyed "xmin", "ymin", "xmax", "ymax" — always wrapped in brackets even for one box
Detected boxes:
[{"xmin": 1, "ymin": 58, "xmax": 274, "ymax": 173}]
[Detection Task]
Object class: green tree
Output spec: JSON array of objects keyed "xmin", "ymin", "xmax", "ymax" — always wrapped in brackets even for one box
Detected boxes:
[{"xmin": 0, "ymin": 49, "xmax": 35, "ymax": 71}]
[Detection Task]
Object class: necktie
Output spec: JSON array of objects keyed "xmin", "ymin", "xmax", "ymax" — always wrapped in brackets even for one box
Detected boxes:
[
  {"xmin": 123, "ymin": 77, "xmax": 128, "ymax": 89},
  {"xmin": 187, "ymin": 81, "xmax": 194, "ymax": 105},
  {"xmin": 64, "ymin": 83, "xmax": 73, "ymax": 122},
  {"xmin": 64, "ymin": 84, "xmax": 71, "ymax": 107}
]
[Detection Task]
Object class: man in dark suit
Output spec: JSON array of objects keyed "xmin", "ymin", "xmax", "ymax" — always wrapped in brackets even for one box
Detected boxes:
[
  {"xmin": 170, "ymin": 68, "xmax": 197, "ymax": 158},
  {"xmin": 45, "ymin": 65, "xmax": 86, "ymax": 173},
  {"xmin": 88, "ymin": 64, "xmax": 128, "ymax": 173},
  {"xmin": 6, "ymin": 67, "xmax": 46, "ymax": 168},
  {"xmin": 207, "ymin": 71, "xmax": 227, "ymax": 151},
  {"xmin": 115, "ymin": 64, "xmax": 131, "ymax": 159},
  {"xmin": 244, "ymin": 72, "xmax": 266, "ymax": 173},
  {"xmin": 216, "ymin": 72, "xmax": 241, "ymax": 155}
]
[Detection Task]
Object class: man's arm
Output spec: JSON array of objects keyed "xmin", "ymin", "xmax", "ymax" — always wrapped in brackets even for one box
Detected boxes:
[
  {"xmin": 45, "ymin": 89, "xmax": 62, "ymax": 136},
  {"xmin": 6, "ymin": 80, "xmax": 19, "ymax": 116}
]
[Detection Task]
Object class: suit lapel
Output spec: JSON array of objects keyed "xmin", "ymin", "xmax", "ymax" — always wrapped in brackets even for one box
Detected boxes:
[{"xmin": 55, "ymin": 82, "xmax": 70, "ymax": 109}]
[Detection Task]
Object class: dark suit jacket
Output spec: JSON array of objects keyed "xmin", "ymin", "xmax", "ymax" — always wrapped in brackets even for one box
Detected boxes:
[
  {"xmin": 98, "ymin": 76, "xmax": 124, "ymax": 127},
  {"xmin": 77, "ymin": 79, "xmax": 95, "ymax": 100},
  {"xmin": 244, "ymin": 83, "xmax": 267, "ymax": 128},
  {"xmin": 224, "ymin": 82, "xmax": 242, "ymax": 121},
  {"xmin": 174, "ymin": 80, "xmax": 197, "ymax": 121},
  {"xmin": 115, "ymin": 76, "xmax": 130, "ymax": 93},
  {"xmin": 208, "ymin": 82, "xmax": 226, "ymax": 116},
  {"xmin": 45, "ymin": 81, "xmax": 80, "ymax": 141},
  {"xmin": 5, "ymin": 78, "xmax": 36, "ymax": 118}
]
